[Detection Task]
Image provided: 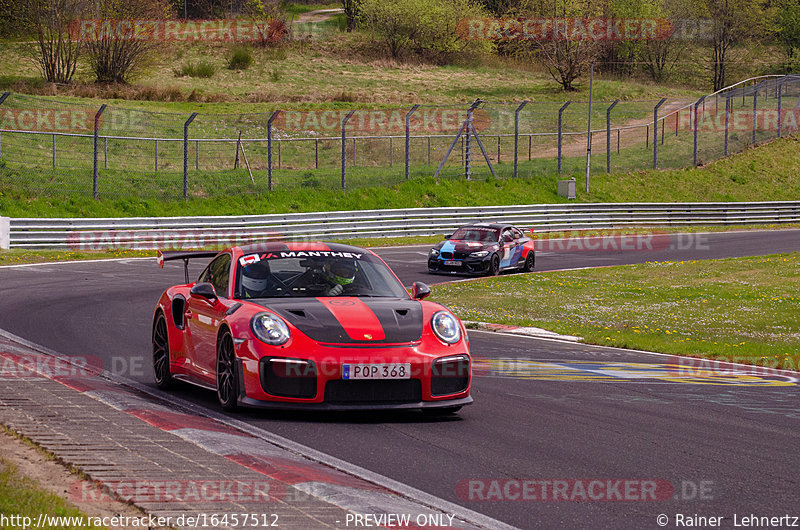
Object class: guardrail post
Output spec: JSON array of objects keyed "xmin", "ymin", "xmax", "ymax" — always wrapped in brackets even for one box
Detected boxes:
[
  {"xmin": 557, "ymin": 101, "xmax": 570, "ymax": 173},
  {"xmin": 653, "ymin": 98, "xmax": 667, "ymax": 169},
  {"xmin": 0, "ymin": 217, "xmax": 9, "ymax": 250},
  {"xmin": 693, "ymin": 95, "xmax": 705, "ymax": 167},
  {"xmin": 405, "ymin": 104, "xmax": 419, "ymax": 180},
  {"xmin": 0, "ymin": 92, "xmax": 9, "ymax": 158},
  {"xmin": 267, "ymin": 110, "xmax": 280, "ymax": 192},
  {"xmin": 93, "ymin": 104, "xmax": 107, "ymax": 200},
  {"xmin": 513, "ymin": 101, "xmax": 528, "ymax": 178},
  {"xmin": 341, "ymin": 110, "xmax": 356, "ymax": 191},
  {"xmin": 606, "ymin": 100, "xmax": 619, "ymax": 173},
  {"xmin": 183, "ymin": 112, "xmax": 198, "ymax": 200}
]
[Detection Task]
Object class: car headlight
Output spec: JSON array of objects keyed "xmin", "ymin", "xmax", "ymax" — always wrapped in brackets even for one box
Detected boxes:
[
  {"xmin": 471, "ymin": 250, "xmax": 489, "ymax": 257},
  {"xmin": 431, "ymin": 311, "xmax": 461, "ymax": 344},
  {"xmin": 429, "ymin": 248, "xmax": 439, "ymax": 256},
  {"xmin": 251, "ymin": 312, "xmax": 290, "ymax": 345}
]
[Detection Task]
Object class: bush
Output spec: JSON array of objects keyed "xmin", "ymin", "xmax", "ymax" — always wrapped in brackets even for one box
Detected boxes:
[
  {"xmin": 359, "ymin": 0, "xmax": 493, "ymax": 59},
  {"xmin": 228, "ymin": 46, "xmax": 254, "ymax": 70},
  {"xmin": 177, "ymin": 60, "xmax": 217, "ymax": 78}
]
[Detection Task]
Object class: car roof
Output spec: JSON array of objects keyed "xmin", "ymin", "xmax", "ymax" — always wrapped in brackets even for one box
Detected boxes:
[
  {"xmin": 236, "ymin": 241, "xmax": 371, "ymax": 255},
  {"xmin": 457, "ymin": 222, "xmax": 510, "ymax": 230}
]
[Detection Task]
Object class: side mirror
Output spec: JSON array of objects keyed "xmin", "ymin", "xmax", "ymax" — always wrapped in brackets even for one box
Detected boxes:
[
  {"xmin": 412, "ymin": 282, "xmax": 431, "ymax": 300},
  {"xmin": 190, "ymin": 282, "xmax": 218, "ymax": 302}
]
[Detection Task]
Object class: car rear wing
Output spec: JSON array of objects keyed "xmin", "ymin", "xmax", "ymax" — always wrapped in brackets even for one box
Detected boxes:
[{"xmin": 157, "ymin": 250, "xmax": 220, "ymax": 283}]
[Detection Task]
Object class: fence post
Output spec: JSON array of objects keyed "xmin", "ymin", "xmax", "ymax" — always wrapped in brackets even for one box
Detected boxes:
[
  {"xmin": 389, "ymin": 137, "xmax": 393, "ymax": 167},
  {"xmin": 465, "ymin": 108, "xmax": 472, "ymax": 180},
  {"xmin": 195, "ymin": 140, "xmax": 199, "ymax": 170},
  {"xmin": 513, "ymin": 101, "xmax": 528, "ymax": 178},
  {"xmin": 0, "ymin": 216, "xmax": 9, "ymax": 250},
  {"xmin": 405, "ymin": 104, "xmax": 420, "ymax": 180},
  {"xmin": 557, "ymin": 101, "xmax": 570, "ymax": 173},
  {"xmin": 653, "ymin": 98, "xmax": 667, "ymax": 169},
  {"xmin": 0, "ymin": 93, "xmax": 10, "ymax": 158},
  {"xmin": 52, "ymin": 134, "xmax": 56, "ymax": 168},
  {"xmin": 341, "ymin": 110, "xmax": 356, "ymax": 191},
  {"xmin": 606, "ymin": 100, "xmax": 619, "ymax": 173},
  {"xmin": 724, "ymin": 96, "xmax": 730, "ymax": 156},
  {"xmin": 267, "ymin": 110, "xmax": 280, "ymax": 192},
  {"xmin": 693, "ymin": 95, "xmax": 705, "ymax": 167},
  {"xmin": 752, "ymin": 81, "xmax": 761, "ymax": 145},
  {"xmin": 154, "ymin": 140, "xmax": 158, "ymax": 172},
  {"xmin": 93, "ymin": 104, "xmax": 107, "ymax": 200},
  {"xmin": 183, "ymin": 112, "xmax": 198, "ymax": 200},
  {"xmin": 778, "ymin": 76, "xmax": 784, "ymax": 138}
]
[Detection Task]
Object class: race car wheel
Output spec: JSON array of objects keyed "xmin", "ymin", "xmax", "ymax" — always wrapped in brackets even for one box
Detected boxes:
[
  {"xmin": 216, "ymin": 329, "xmax": 239, "ymax": 411},
  {"xmin": 152, "ymin": 313, "xmax": 173, "ymax": 390},
  {"xmin": 489, "ymin": 255, "xmax": 500, "ymax": 276},
  {"xmin": 523, "ymin": 252, "xmax": 535, "ymax": 272}
]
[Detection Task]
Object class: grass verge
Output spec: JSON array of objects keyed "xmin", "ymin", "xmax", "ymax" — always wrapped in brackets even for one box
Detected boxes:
[
  {"xmin": 431, "ymin": 253, "xmax": 800, "ymax": 371},
  {"xmin": 0, "ymin": 459, "xmax": 104, "ymax": 530}
]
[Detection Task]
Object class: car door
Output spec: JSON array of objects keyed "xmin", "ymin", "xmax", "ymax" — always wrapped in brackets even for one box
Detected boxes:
[
  {"xmin": 499, "ymin": 228, "xmax": 517, "ymax": 268},
  {"xmin": 511, "ymin": 227, "xmax": 528, "ymax": 267},
  {"xmin": 186, "ymin": 253, "xmax": 232, "ymax": 383}
]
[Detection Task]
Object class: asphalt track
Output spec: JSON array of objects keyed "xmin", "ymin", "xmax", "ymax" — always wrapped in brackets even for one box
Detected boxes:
[{"xmin": 0, "ymin": 229, "xmax": 798, "ymax": 529}]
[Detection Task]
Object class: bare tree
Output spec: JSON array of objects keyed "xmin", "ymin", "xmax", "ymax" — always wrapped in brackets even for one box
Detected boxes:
[
  {"xmin": 82, "ymin": 0, "xmax": 172, "ymax": 84},
  {"xmin": 26, "ymin": 0, "xmax": 83, "ymax": 84},
  {"xmin": 706, "ymin": 0, "xmax": 760, "ymax": 91}
]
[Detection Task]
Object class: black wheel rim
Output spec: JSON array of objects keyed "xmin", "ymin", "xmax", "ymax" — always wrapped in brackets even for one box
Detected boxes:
[
  {"xmin": 526, "ymin": 254, "xmax": 534, "ymax": 271},
  {"xmin": 152, "ymin": 316, "xmax": 169, "ymax": 384},
  {"xmin": 217, "ymin": 333, "xmax": 235, "ymax": 405},
  {"xmin": 491, "ymin": 257, "xmax": 499, "ymax": 274}
]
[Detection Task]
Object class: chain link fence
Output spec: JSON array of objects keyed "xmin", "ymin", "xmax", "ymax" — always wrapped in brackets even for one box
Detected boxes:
[{"xmin": 1, "ymin": 75, "xmax": 799, "ymax": 199}]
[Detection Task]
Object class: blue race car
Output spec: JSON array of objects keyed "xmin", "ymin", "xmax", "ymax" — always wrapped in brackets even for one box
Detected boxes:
[{"xmin": 428, "ymin": 223, "xmax": 536, "ymax": 276}]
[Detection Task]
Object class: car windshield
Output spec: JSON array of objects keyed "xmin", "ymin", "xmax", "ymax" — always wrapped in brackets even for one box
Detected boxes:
[
  {"xmin": 234, "ymin": 251, "xmax": 409, "ymax": 299},
  {"xmin": 449, "ymin": 227, "xmax": 500, "ymax": 243}
]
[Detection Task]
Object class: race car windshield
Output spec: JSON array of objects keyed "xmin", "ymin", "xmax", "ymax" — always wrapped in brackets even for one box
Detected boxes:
[
  {"xmin": 234, "ymin": 254, "xmax": 409, "ymax": 299},
  {"xmin": 449, "ymin": 227, "xmax": 500, "ymax": 243}
]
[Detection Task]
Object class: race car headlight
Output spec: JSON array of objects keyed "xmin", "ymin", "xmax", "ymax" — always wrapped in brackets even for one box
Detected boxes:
[
  {"xmin": 429, "ymin": 248, "xmax": 439, "ymax": 256},
  {"xmin": 251, "ymin": 312, "xmax": 290, "ymax": 345},
  {"xmin": 431, "ymin": 311, "xmax": 461, "ymax": 344},
  {"xmin": 471, "ymin": 250, "xmax": 489, "ymax": 257}
]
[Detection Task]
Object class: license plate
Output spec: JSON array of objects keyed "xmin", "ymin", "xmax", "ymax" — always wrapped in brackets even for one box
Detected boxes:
[
  {"xmin": 443, "ymin": 260, "xmax": 462, "ymax": 266},
  {"xmin": 342, "ymin": 363, "xmax": 411, "ymax": 380}
]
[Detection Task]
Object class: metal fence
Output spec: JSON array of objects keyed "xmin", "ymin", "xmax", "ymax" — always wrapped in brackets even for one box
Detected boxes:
[
  {"xmin": 1, "ymin": 75, "xmax": 800, "ymax": 199},
  {"xmin": 3, "ymin": 201, "xmax": 798, "ymax": 249}
]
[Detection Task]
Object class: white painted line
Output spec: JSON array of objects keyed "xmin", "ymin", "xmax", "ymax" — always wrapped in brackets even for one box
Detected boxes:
[{"xmin": 467, "ymin": 329, "xmax": 800, "ymax": 376}]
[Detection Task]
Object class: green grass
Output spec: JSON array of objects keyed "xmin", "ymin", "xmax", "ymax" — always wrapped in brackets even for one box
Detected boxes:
[
  {"xmin": 176, "ymin": 60, "xmax": 218, "ymax": 78},
  {"xmin": 281, "ymin": 2, "xmax": 341, "ymax": 17},
  {"xmin": 0, "ymin": 459, "xmax": 105, "ymax": 530},
  {"xmin": 0, "ymin": 249, "xmax": 154, "ymax": 265},
  {"xmin": 3, "ymin": 134, "xmax": 800, "ymax": 217},
  {"xmin": 431, "ymin": 253, "xmax": 800, "ymax": 371}
]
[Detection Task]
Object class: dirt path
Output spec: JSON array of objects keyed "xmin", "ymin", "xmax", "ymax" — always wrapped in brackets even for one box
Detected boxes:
[
  {"xmin": 536, "ymin": 99, "xmax": 694, "ymax": 158},
  {"xmin": 294, "ymin": 8, "xmax": 344, "ymax": 24}
]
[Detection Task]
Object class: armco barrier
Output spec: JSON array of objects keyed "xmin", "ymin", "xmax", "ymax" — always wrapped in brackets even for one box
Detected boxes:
[{"xmin": 6, "ymin": 201, "xmax": 800, "ymax": 249}]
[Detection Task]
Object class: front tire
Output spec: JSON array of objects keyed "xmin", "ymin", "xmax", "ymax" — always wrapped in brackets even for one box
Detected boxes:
[
  {"xmin": 152, "ymin": 313, "xmax": 173, "ymax": 390},
  {"xmin": 216, "ymin": 329, "xmax": 239, "ymax": 411},
  {"xmin": 488, "ymin": 255, "xmax": 500, "ymax": 276}
]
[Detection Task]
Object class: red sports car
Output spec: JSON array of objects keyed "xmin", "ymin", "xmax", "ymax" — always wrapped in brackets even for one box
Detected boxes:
[{"xmin": 152, "ymin": 242, "xmax": 472, "ymax": 414}]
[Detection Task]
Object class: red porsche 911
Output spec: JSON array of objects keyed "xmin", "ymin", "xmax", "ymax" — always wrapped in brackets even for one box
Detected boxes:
[{"xmin": 152, "ymin": 242, "xmax": 472, "ymax": 414}]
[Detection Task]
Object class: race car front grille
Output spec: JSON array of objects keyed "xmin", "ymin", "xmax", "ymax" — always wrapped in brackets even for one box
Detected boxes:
[
  {"xmin": 260, "ymin": 358, "xmax": 317, "ymax": 399},
  {"xmin": 439, "ymin": 251, "xmax": 471, "ymax": 260},
  {"xmin": 440, "ymin": 252, "xmax": 453, "ymax": 259},
  {"xmin": 431, "ymin": 355, "xmax": 470, "ymax": 396},
  {"xmin": 324, "ymin": 379, "xmax": 422, "ymax": 404}
]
